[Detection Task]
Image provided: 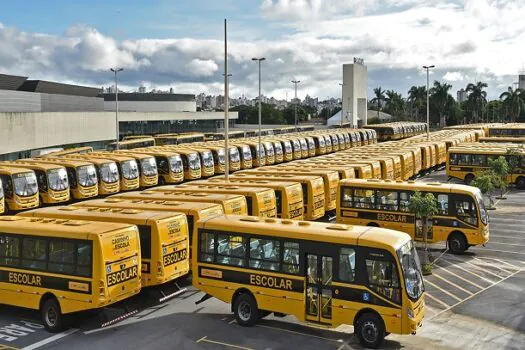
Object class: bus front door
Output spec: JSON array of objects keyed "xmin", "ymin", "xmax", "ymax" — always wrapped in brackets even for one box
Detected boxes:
[{"xmin": 305, "ymin": 254, "xmax": 333, "ymax": 324}]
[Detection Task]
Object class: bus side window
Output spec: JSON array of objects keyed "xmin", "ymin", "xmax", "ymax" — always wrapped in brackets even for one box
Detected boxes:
[
  {"xmin": 76, "ymin": 242, "xmax": 92, "ymax": 277},
  {"xmin": 199, "ymin": 231, "xmax": 215, "ymax": 262},
  {"xmin": 1, "ymin": 175, "xmax": 13, "ymax": 198},
  {"xmin": 341, "ymin": 187, "xmax": 353, "ymax": 207},
  {"xmin": 437, "ymin": 194, "xmax": 449, "ymax": 215},
  {"xmin": 454, "ymin": 196, "xmax": 477, "ymax": 226},
  {"xmin": 353, "ymin": 189, "xmax": 375, "ymax": 209},
  {"xmin": 282, "ymin": 242, "xmax": 300, "ymax": 275},
  {"xmin": 21, "ymin": 237, "xmax": 47, "ymax": 270},
  {"xmin": 338, "ymin": 248, "xmax": 355, "ymax": 283},
  {"xmin": 0, "ymin": 235, "xmax": 20, "ymax": 267},
  {"xmin": 459, "ymin": 154, "xmax": 471, "ymax": 166},
  {"xmin": 35, "ymin": 170, "xmax": 48, "ymax": 192},
  {"xmin": 217, "ymin": 234, "xmax": 246, "ymax": 267},
  {"xmin": 449, "ymin": 153, "xmax": 458, "ymax": 165},
  {"xmin": 48, "ymin": 240, "xmax": 75, "ymax": 274},
  {"xmin": 249, "ymin": 238, "xmax": 280, "ymax": 271}
]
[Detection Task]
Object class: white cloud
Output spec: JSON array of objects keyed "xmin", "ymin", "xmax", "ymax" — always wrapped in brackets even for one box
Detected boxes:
[
  {"xmin": 443, "ymin": 71, "xmax": 465, "ymax": 81},
  {"xmin": 0, "ymin": 0, "xmax": 523, "ymax": 100}
]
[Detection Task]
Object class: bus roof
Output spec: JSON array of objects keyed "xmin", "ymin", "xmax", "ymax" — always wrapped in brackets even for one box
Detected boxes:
[
  {"xmin": 2, "ymin": 161, "xmax": 64, "ymax": 171},
  {"xmin": 59, "ymin": 155, "xmax": 116, "ymax": 165},
  {"xmin": 202, "ymin": 178, "xmax": 302, "ymax": 189},
  {"xmin": 154, "ymin": 184, "xmax": 274, "ymax": 196},
  {"xmin": 76, "ymin": 198, "xmax": 224, "ymax": 215},
  {"xmin": 83, "ymin": 153, "xmax": 136, "ymax": 162},
  {"xmin": 340, "ymin": 178, "xmax": 478, "ymax": 194},
  {"xmin": 15, "ymin": 158, "xmax": 94, "ymax": 167},
  {"xmin": 2, "ymin": 215, "xmax": 135, "ymax": 238},
  {"xmin": 199, "ymin": 215, "xmax": 410, "ymax": 250},
  {"xmin": 19, "ymin": 206, "xmax": 184, "ymax": 224},
  {"xmin": 0, "ymin": 166, "xmax": 35, "ymax": 175},
  {"xmin": 114, "ymin": 190, "xmax": 246, "ymax": 202}
]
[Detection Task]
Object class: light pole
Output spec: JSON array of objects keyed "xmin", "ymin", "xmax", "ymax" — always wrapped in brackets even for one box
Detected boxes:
[
  {"xmin": 339, "ymin": 83, "xmax": 345, "ymax": 127},
  {"xmin": 110, "ymin": 68, "xmax": 124, "ymax": 149},
  {"xmin": 423, "ymin": 65, "xmax": 434, "ymax": 140},
  {"xmin": 252, "ymin": 57, "xmax": 265, "ymax": 166},
  {"xmin": 292, "ymin": 80, "xmax": 300, "ymax": 132}
]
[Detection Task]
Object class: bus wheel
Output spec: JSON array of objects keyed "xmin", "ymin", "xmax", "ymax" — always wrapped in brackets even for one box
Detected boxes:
[
  {"xmin": 448, "ymin": 232, "xmax": 467, "ymax": 254},
  {"xmin": 355, "ymin": 313, "xmax": 385, "ymax": 349},
  {"xmin": 233, "ymin": 293, "xmax": 259, "ymax": 327},
  {"xmin": 516, "ymin": 176, "xmax": 525, "ymax": 190},
  {"xmin": 464, "ymin": 174, "xmax": 474, "ymax": 185},
  {"xmin": 41, "ymin": 297, "xmax": 64, "ymax": 332}
]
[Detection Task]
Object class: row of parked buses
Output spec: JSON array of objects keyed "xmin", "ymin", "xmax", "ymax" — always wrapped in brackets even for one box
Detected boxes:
[
  {"xmin": 0, "ymin": 128, "xmax": 378, "ymax": 214},
  {"xmin": 1, "ymin": 206, "xmax": 425, "ymax": 348},
  {"xmin": 0, "ymin": 125, "xmax": 488, "ymax": 348},
  {"xmin": 365, "ymin": 122, "xmax": 428, "ymax": 142}
]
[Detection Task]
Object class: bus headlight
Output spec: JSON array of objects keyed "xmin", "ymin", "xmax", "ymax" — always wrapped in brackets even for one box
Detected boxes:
[{"xmin": 407, "ymin": 307, "xmax": 414, "ymax": 320}]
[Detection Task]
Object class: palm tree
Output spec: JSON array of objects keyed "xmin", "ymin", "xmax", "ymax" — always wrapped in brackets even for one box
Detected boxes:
[
  {"xmin": 499, "ymin": 87, "xmax": 524, "ymax": 122},
  {"xmin": 430, "ymin": 81, "xmax": 452, "ymax": 127},
  {"xmin": 371, "ymin": 87, "xmax": 386, "ymax": 121},
  {"xmin": 407, "ymin": 86, "xmax": 426, "ymax": 121},
  {"xmin": 384, "ymin": 90, "xmax": 405, "ymax": 120},
  {"xmin": 466, "ymin": 82, "xmax": 488, "ymax": 123}
]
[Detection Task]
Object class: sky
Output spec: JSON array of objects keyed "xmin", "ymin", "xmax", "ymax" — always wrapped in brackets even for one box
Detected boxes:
[{"xmin": 1, "ymin": 0, "xmax": 524, "ymax": 100}]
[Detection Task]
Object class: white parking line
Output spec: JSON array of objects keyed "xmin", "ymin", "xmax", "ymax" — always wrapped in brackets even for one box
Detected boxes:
[
  {"xmin": 439, "ymin": 258, "xmax": 496, "ymax": 284},
  {"xmin": 485, "ymin": 241, "xmax": 525, "ymax": 248},
  {"xmin": 22, "ymin": 328, "xmax": 78, "ymax": 350},
  {"xmin": 433, "ymin": 265, "xmax": 484, "ymax": 289},
  {"xmin": 472, "ymin": 258, "xmax": 512, "ymax": 274},
  {"xmin": 469, "ymin": 247, "xmax": 525, "ymax": 256},
  {"xmin": 488, "ymin": 234, "xmax": 525, "ymax": 240},
  {"xmin": 432, "ymin": 273, "xmax": 474, "ymax": 296},
  {"xmin": 425, "ymin": 292, "xmax": 450, "ymax": 308},
  {"xmin": 425, "ymin": 280, "xmax": 463, "ymax": 302}
]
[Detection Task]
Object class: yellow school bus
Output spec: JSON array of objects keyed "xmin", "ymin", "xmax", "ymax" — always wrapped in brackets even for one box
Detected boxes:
[
  {"xmin": 337, "ymin": 179, "xmax": 489, "ymax": 254},
  {"xmin": 227, "ymin": 143, "xmax": 253, "ymax": 169},
  {"xmin": 61, "ymin": 154, "xmax": 136, "ymax": 193},
  {"xmin": 80, "ymin": 154, "xmax": 139, "ymax": 191},
  {"xmin": 156, "ymin": 184, "xmax": 277, "ymax": 218},
  {"xmin": 125, "ymin": 149, "xmax": 184, "ymax": 185},
  {"xmin": 237, "ymin": 141, "xmax": 267, "ymax": 167},
  {"xmin": 154, "ymin": 148, "xmax": 201, "ymax": 180},
  {"xmin": 193, "ymin": 215, "xmax": 425, "ymax": 348},
  {"xmin": 107, "ymin": 151, "xmax": 159, "ymax": 188},
  {"xmin": 107, "ymin": 137, "xmax": 155, "ymax": 151},
  {"xmin": 264, "ymin": 140, "xmax": 284, "ymax": 163},
  {"xmin": 178, "ymin": 146, "xmax": 223, "ymax": 175},
  {"xmin": 243, "ymin": 168, "xmax": 339, "ymax": 212},
  {"xmin": 227, "ymin": 173, "xmax": 325, "ymax": 220},
  {"xmin": 112, "ymin": 190, "xmax": 248, "ymax": 216},
  {"xmin": 306, "ymin": 159, "xmax": 373, "ymax": 180},
  {"xmin": 76, "ymin": 198, "xmax": 224, "ymax": 249},
  {"xmin": 0, "ymin": 167, "xmax": 39, "ymax": 212},
  {"xmin": 201, "ymin": 178, "xmax": 304, "ymax": 220},
  {"xmin": 2, "ymin": 162, "xmax": 70, "ymax": 205},
  {"xmin": 60, "ymin": 156, "xmax": 120, "ymax": 195},
  {"xmin": 0, "ymin": 216, "xmax": 141, "ymax": 331},
  {"xmin": 22, "ymin": 159, "xmax": 98, "ymax": 200},
  {"xmin": 276, "ymin": 162, "xmax": 356, "ymax": 180},
  {"xmin": 192, "ymin": 145, "xmax": 241, "ymax": 173},
  {"xmin": 157, "ymin": 146, "xmax": 213, "ymax": 177},
  {"xmin": 447, "ymin": 146, "xmax": 525, "ymax": 187},
  {"xmin": 20, "ymin": 206, "xmax": 189, "ymax": 290},
  {"xmin": 271, "ymin": 138, "xmax": 294, "ymax": 161}
]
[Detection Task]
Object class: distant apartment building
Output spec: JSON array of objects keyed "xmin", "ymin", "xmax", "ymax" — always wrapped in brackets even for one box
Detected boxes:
[{"xmin": 457, "ymin": 89, "xmax": 468, "ymax": 104}]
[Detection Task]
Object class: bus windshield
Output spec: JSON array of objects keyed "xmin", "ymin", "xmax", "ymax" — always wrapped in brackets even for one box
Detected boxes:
[
  {"xmin": 122, "ymin": 160, "xmax": 139, "ymax": 180},
  {"xmin": 188, "ymin": 154, "xmax": 201, "ymax": 170},
  {"xmin": 475, "ymin": 190, "xmax": 488, "ymax": 225},
  {"xmin": 14, "ymin": 172, "xmax": 38, "ymax": 196},
  {"xmin": 202, "ymin": 152, "xmax": 214, "ymax": 167},
  {"xmin": 229, "ymin": 148, "xmax": 240, "ymax": 162},
  {"xmin": 140, "ymin": 157, "xmax": 158, "ymax": 176},
  {"xmin": 242, "ymin": 147, "xmax": 252, "ymax": 161},
  {"xmin": 47, "ymin": 168, "xmax": 69, "ymax": 191},
  {"xmin": 101, "ymin": 162, "xmax": 119, "ymax": 183},
  {"xmin": 217, "ymin": 149, "xmax": 225, "ymax": 165},
  {"xmin": 169, "ymin": 155, "xmax": 183, "ymax": 173},
  {"xmin": 397, "ymin": 240, "xmax": 424, "ymax": 301},
  {"xmin": 77, "ymin": 165, "xmax": 97, "ymax": 187}
]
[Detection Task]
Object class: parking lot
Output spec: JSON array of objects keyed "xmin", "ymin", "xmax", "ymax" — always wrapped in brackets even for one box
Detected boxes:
[{"xmin": 1, "ymin": 170, "xmax": 525, "ymax": 350}]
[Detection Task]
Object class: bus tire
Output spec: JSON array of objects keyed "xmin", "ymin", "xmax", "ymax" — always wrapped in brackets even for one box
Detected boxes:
[
  {"xmin": 516, "ymin": 176, "xmax": 525, "ymax": 190},
  {"xmin": 40, "ymin": 296, "xmax": 64, "ymax": 333},
  {"xmin": 448, "ymin": 232, "xmax": 467, "ymax": 254},
  {"xmin": 355, "ymin": 312, "xmax": 385, "ymax": 349},
  {"xmin": 233, "ymin": 293, "xmax": 259, "ymax": 327},
  {"xmin": 464, "ymin": 174, "xmax": 475, "ymax": 185},
  {"xmin": 367, "ymin": 222, "xmax": 379, "ymax": 227}
]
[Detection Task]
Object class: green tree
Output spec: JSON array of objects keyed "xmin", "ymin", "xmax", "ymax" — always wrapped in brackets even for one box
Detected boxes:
[
  {"xmin": 506, "ymin": 145, "xmax": 525, "ymax": 189},
  {"xmin": 430, "ymin": 81, "xmax": 453, "ymax": 127},
  {"xmin": 471, "ymin": 172, "xmax": 496, "ymax": 209},
  {"xmin": 408, "ymin": 191, "xmax": 438, "ymax": 274},
  {"xmin": 371, "ymin": 87, "xmax": 386, "ymax": 121},
  {"xmin": 384, "ymin": 90, "xmax": 405, "ymax": 120},
  {"xmin": 499, "ymin": 87, "xmax": 524, "ymax": 122},
  {"xmin": 466, "ymin": 81, "xmax": 488, "ymax": 123},
  {"xmin": 489, "ymin": 156, "xmax": 509, "ymax": 198},
  {"xmin": 407, "ymin": 86, "xmax": 426, "ymax": 122}
]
